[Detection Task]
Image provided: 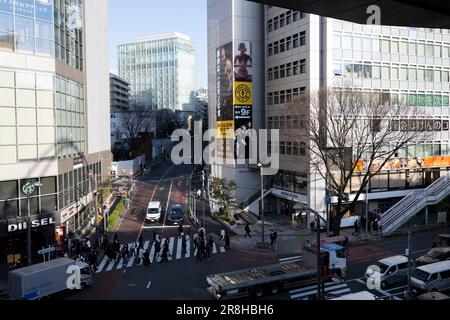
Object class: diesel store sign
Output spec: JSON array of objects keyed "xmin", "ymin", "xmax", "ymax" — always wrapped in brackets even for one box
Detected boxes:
[
  {"xmin": 8, "ymin": 218, "xmax": 56, "ymax": 233},
  {"xmin": 1, "ymin": 213, "xmax": 59, "ymax": 236}
]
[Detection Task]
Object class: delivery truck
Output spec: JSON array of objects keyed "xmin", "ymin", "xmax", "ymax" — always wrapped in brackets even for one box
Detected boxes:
[
  {"xmin": 9, "ymin": 258, "xmax": 94, "ymax": 300},
  {"xmin": 206, "ymin": 243, "xmax": 347, "ymax": 299}
]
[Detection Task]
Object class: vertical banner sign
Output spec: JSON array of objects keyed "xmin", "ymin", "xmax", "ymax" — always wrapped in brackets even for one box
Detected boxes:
[
  {"xmin": 216, "ymin": 42, "xmax": 234, "ymax": 139},
  {"xmin": 233, "ymin": 41, "xmax": 253, "ymax": 130}
]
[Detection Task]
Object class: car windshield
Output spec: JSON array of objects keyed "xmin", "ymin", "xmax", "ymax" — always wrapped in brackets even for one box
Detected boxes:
[
  {"xmin": 427, "ymin": 249, "xmax": 443, "ymax": 259},
  {"xmin": 170, "ymin": 208, "xmax": 182, "ymax": 218},
  {"xmin": 81, "ymin": 267, "xmax": 91, "ymax": 275},
  {"xmin": 375, "ymin": 262, "xmax": 389, "ymax": 274},
  {"xmin": 336, "ymin": 249, "xmax": 347, "ymax": 259},
  {"xmin": 413, "ymin": 269, "xmax": 431, "ymax": 282},
  {"xmin": 148, "ymin": 208, "xmax": 159, "ymax": 214}
]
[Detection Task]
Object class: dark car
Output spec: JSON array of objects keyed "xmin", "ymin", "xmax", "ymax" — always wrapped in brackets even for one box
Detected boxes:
[
  {"xmin": 415, "ymin": 247, "xmax": 450, "ymax": 266},
  {"xmin": 168, "ymin": 204, "xmax": 184, "ymax": 224}
]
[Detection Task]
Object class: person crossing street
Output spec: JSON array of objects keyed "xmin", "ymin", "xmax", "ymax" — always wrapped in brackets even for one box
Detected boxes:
[{"xmin": 244, "ymin": 223, "xmax": 251, "ymax": 238}]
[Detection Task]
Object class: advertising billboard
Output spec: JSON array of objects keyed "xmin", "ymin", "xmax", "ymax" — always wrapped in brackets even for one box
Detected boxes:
[
  {"xmin": 233, "ymin": 41, "xmax": 253, "ymax": 131},
  {"xmin": 216, "ymin": 42, "xmax": 234, "ymax": 139}
]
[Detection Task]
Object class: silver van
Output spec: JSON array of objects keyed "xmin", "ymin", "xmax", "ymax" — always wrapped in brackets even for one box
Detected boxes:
[
  {"xmin": 365, "ymin": 255, "xmax": 412, "ymax": 290},
  {"xmin": 411, "ymin": 260, "xmax": 450, "ymax": 293}
]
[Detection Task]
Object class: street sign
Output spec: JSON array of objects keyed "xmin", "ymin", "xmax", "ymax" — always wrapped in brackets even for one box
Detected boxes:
[
  {"xmin": 22, "ymin": 182, "xmax": 35, "ymax": 195},
  {"xmin": 38, "ymin": 247, "xmax": 55, "ymax": 255}
]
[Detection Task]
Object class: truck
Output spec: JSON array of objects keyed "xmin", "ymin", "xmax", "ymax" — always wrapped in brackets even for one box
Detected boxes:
[
  {"xmin": 206, "ymin": 243, "xmax": 347, "ymax": 300},
  {"xmin": 9, "ymin": 258, "xmax": 94, "ymax": 300}
]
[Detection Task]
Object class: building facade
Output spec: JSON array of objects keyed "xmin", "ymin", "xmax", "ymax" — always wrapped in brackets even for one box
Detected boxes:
[
  {"xmin": 208, "ymin": 0, "xmax": 450, "ymax": 229},
  {"xmin": 117, "ymin": 32, "xmax": 196, "ymax": 111},
  {"xmin": 0, "ymin": 0, "xmax": 111, "ymax": 266},
  {"xmin": 110, "ymin": 72, "xmax": 130, "ymax": 112}
]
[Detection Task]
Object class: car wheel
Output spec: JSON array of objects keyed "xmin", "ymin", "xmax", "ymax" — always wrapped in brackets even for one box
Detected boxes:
[
  {"xmin": 381, "ymin": 281, "xmax": 387, "ymax": 290},
  {"xmin": 253, "ymin": 286, "xmax": 264, "ymax": 298},
  {"xmin": 270, "ymin": 284, "xmax": 280, "ymax": 295}
]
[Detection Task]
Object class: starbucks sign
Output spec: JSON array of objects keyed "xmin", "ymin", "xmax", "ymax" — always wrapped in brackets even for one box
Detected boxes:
[{"xmin": 22, "ymin": 181, "xmax": 35, "ymax": 195}]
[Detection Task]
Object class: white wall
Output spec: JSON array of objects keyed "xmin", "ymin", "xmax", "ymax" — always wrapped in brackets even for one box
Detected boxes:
[{"xmin": 84, "ymin": 0, "xmax": 111, "ymax": 155}]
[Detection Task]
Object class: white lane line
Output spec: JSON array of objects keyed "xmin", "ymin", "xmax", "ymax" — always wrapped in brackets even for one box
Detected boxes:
[
  {"xmin": 176, "ymin": 236, "xmax": 182, "ymax": 259},
  {"xmin": 289, "ymin": 282, "xmax": 345, "ymax": 295},
  {"xmin": 96, "ymin": 256, "xmax": 108, "ymax": 273},
  {"xmin": 146, "ymin": 281, "xmax": 151, "ymax": 289},
  {"xmin": 106, "ymin": 258, "xmax": 116, "ymax": 272},
  {"xmin": 212, "ymin": 242, "xmax": 217, "ymax": 254},
  {"xmin": 185, "ymin": 234, "xmax": 190, "ymax": 258},
  {"xmin": 219, "ymin": 246, "xmax": 225, "ymax": 253},
  {"xmin": 117, "ymin": 258, "xmax": 123, "ymax": 269},
  {"xmin": 279, "ymin": 256, "xmax": 302, "ymax": 263},
  {"xmin": 163, "ymin": 180, "xmax": 174, "ymax": 230},
  {"xmin": 328, "ymin": 288, "xmax": 351, "ymax": 296},
  {"xmin": 168, "ymin": 237, "xmax": 175, "ymax": 260},
  {"xmin": 127, "ymin": 255, "xmax": 135, "ymax": 267},
  {"xmin": 143, "ymin": 240, "xmax": 150, "ymax": 250},
  {"xmin": 142, "ymin": 225, "xmax": 191, "ymax": 229},
  {"xmin": 290, "ymin": 284, "xmax": 348, "ymax": 299},
  {"xmin": 355, "ymin": 278, "xmax": 367, "ymax": 285},
  {"xmin": 149, "ymin": 242, "xmax": 155, "ymax": 263}
]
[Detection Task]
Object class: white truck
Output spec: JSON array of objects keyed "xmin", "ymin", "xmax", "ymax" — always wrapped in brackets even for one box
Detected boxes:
[
  {"xmin": 206, "ymin": 243, "xmax": 347, "ymax": 299},
  {"xmin": 9, "ymin": 258, "xmax": 94, "ymax": 300}
]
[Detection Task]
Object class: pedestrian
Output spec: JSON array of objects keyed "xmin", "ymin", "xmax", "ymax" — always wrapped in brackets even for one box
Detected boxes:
[
  {"xmin": 193, "ymin": 235, "xmax": 198, "ymax": 251},
  {"xmin": 129, "ymin": 243, "xmax": 136, "ymax": 257},
  {"xmin": 244, "ymin": 223, "xmax": 251, "ymax": 238},
  {"xmin": 206, "ymin": 237, "xmax": 214, "ymax": 260},
  {"xmin": 220, "ymin": 229, "xmax": 225, "ymax": 241},
  {"xmin": 143, "ymin": 251, "xmax": 150, "ymax": 266},
  {"xmin": 138, "ymin": 234, "xmax": 144, "ymax": 249},
  {"xmin": 360, "ymin": 215, "xmax": 366, "ymax": 233},
  {"xmin": 352, "ymin": 218, "xmax": 360, "ymax": 236},
  {"xmin": 85, "ymin": 237, "xmax": 91, "ymax": 250},
  {"xmin": 113, "ymin": 232, "xmax": 118, "ymax": 242},
  {"xmin": 153, "ymin": 230, "xmax": 159, "ymax": 242},
  {"xmin": 273, "ymin": 231, "xmax": 278, "ymax": 251},
  {"xmin": 138, "ymin": 246, "xmax": 144, "ymax": 265},
  {"xmin": 181, "ymin": 236, "xmax": 187, "ymax": 255},
  {"xmin": 154, "ymin": 240, "xmax": 161, "ymax": 262},
  {"xmin": 224, "ymin": 234, "xmax": 230, "ymax": 250},
  {"xmin": 122, "ymin": 245, "xmax": 128, "ymax": 266},
  {"xmin": 160, "ymin": 241, "xmax": 169, "ymax": 263},
  {"xmin": 178, "ymin": 224, "xmax": 183, "ymax": 238},
  {"xmin": 269, "ymin": 231, "xmax": 275, "ymax": 246}
]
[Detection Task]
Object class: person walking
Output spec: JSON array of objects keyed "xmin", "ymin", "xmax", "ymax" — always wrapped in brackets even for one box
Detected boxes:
[
  {"xmin": 269, "ymin": 231, "xmax": 275, "ymax": 246},
  {"xmin": 154, "ymin": 240, "xmax": 161, "ymax": 262},
  {"xmin": 224, "ymin": 234, "xmax": 230, "ymax": 250},
  {"xmin": 181, "ymin": 236, "xmax": 187, "ymax": 255},
  {"xmin": 220, "ymin": 229, "xmax": 226, "ymax": 241},
  {"xmin": 178, "ymin": 224, "xmax": 183, "ymax": 238},
  {"xmin": 138, "ymin": 234, "xmax": 144, "ymax": 249},
  {"xmin": 360, "ymin": 214, "xmax": 366, "ymax": 234},
  {"xmin": 113, "ymin": 232, "xmax": 118, "ymax": 243},
  {"xmin": 121, "ymin": 245, "xmax": 128, "ymax": 266},
  {"xmin": 160, "ymin": 240, "xmax": 169, "ymax": 263},
  {"xmin": 206, "ymin": 237, "xmax": 214, "ymax": 261},
  {"xmin": 137, "ymin": 246, "xmax": 144, "ymax": 265},
  {"xmin": 352, "ymin": 218, "xmax": 360, "ymax": 236},
  {"xmin": 153, "ymin": 230, "xmax": 159, "ymax": 242},
  {"xmin": 143, "ymin": 250, "xmax": 150, "ymax": 266},
  {"xmin": 273, "ymin": 231, "xmax": 278, "ymax": 251},
  {"xmin": 244, "ymin": 223, "xmax": 251, "ymax": 238}
]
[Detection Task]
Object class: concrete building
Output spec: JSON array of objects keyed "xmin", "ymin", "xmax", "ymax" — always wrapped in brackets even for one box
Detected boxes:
[
  {"xmin": 110, "ymin": 73, "xmax": 130, "ymax": 112},
  {"xmin": 207, "ymin": 0, "xmax": 450, "ymax": 231},
  {"xmin": 0, "ymin": 0, "xmax": 111, "ymax": 267},
  {"xmin": 117, "ymin": 33, "xmax": 196, "ymax": 111}
]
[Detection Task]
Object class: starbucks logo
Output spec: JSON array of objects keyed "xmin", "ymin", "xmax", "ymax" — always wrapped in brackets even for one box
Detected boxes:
[{"xmin": 235, "ymin": 84, "xmax": 251, "ymax": 103}]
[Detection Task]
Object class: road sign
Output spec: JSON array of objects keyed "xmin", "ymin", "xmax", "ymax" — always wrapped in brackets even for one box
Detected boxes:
[
  {"xmin": 22, "ymin": 182, "xmax": 35, "ymax": 195},
  {"xmin": 38, "ymin": 247, "xmax": 55, "ymax": 255}
]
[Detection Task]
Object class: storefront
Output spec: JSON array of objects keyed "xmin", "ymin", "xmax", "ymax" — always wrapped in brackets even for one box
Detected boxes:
[{"xmin": 0, "ymin": 213, "xmax": 59, "ymax": 266}]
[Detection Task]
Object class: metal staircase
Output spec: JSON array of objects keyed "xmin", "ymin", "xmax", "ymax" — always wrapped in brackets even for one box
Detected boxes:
[{"xmin": 381, "ymin": 174, "xmax": 450, "ymax": 235}]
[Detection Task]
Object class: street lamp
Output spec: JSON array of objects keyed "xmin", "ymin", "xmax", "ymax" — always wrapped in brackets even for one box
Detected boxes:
[
  {"xmin": 24, "ymin": 181, "xmax": 43, "ymax": 265},
  {"xmin": 296, "ymin": 203, "xmax": 327, "ymax": 300},
  {"xmin": 257, "ymin": 162, "xmax": 269, "ymax": 248}
]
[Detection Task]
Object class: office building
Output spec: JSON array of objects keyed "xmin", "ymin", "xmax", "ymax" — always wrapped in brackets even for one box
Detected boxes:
[
  {"xmin": 118, "ymin": 32, "xmax": 196, "ymax": 111},
  {"xmin": 110, "ymin": 72, "xmax": 130, "ymax": 112},
  {"xmin": 207, "ymin": 0, "xmax": 450, "ymax": 231},
  {"xmin": 0, "ymin": 0, "xmax": 111, "ymax": 266}
]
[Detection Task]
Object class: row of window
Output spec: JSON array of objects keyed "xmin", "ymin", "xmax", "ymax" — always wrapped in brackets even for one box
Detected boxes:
[
  {"xmin": 269, "ymin": 171, "xmax": 308, "ymax": 195},
  {"xmin": 0, "ymin": 0, "xmax": 53, "ymax": 21},
  {"xmin": 333, "ymin": 32, "xmax": 450, "ymax": 58},
  {"xmin": 267, "ymin": 10, "xmax": 306, "ymax": 33},
  {"xmin": 334, "ymin": 61, "xmax": 450, "ymax": 83},
  {"xmin": 267, "ymin": 87, "xmax": 306, "ymax": 105},
  {"xmin": 267, "ymin": 31, "xmax": 306, "ymax": 56},
  {"xmin": 269, "ymin": 140, "xmax": 306, "ymax": 156},
  {"xmin": 268, "ymin": 59, "xmax": 306, "ymax": 81},
  {"xmin": 268, "ymin": 115, "xmax": 304, "ymax": 129}
]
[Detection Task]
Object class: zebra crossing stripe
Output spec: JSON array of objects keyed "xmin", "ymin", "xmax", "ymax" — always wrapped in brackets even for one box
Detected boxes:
[
  {"xmin": 176, "ymin": 237, "xmax": 182, "ymax": 260},
  {"xmin": 279, "ymin": 256, "xmax": 302, "ymax": 263},
  {"xmin": 143, "ymin": 240, "xmax": 150, "ymax": 250},
  {"xmin": 96, "ymin": 256, "xmax": 108, "ymax": 273},
  {"xmin": 106, "ymin": 258, "xmax": 116, "ymax": 272},
  {"xmin": 149, "ymin": 242, "xmax": 156, "ymax": 263},
  {"xmin": 290, "ymin": 283, "xmax": 348, "ymax": 300},
  {"xmin": 127, "ymin": 255, "xmax": 135, "ymax": 267},
  {"xmin": 212, "ymin": 242, "xmax": 217, "ymax": 254},
  {"xmin": 168, "ymin": 237, "xmax": 175, "ymax": 260},
  {"xmin": 117, "ymin": 258, "xmax": 123, "ymax": 269},
  {"xmin": 185, "ymin": 235, "xmax": 190, "ymax": 258},
  {"xmin": 289, "ymin": 281, "xmax": 338, "ymax": 294},
  {"xmin": 219, "ymin": 247, "xmax": 225, "ymax": 253}
]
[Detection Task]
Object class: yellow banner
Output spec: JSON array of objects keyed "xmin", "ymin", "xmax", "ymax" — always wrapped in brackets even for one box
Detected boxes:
[
  {"xmin": 216, "ymin": 121, "xmax": 235, "ymax": 139},
  {"xmin": 233, "ymin": 81, "xmax": 253, "ymax": 106}
]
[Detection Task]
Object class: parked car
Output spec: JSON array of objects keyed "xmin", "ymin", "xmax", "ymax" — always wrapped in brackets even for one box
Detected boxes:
[
  {"xmin": 411, "ymin": 261, "xmax": 450, "ymax": 293},
  {"xmin": 416, "ymin": 292, "xmax": 450, "ymax": 300},
  {"xmin": 168, "ymin": 204, "xmax": 184, "ymax": 224},
  {"xmin": 146, "ymin": 201, "xmax": 162, "ymax": 223},
  {"xmin": 432, "ymin": 234, "xmax": 450, "ymax": 247},
  {"xmin": 415, "ymin": 247, "xmax": 450, "ymax": 266},
  {"xmin": 365, "ymin": 255, "xmax": 413, "ymax": 290}
]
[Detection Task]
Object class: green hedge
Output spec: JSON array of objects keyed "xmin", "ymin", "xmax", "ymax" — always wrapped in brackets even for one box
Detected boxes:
[
  {"xmin": 213, "ymin": 212, "xmax": 236, "ymax": 225},
  {"xmin": 107, "ymin": 200, "xmax": 124, "ymax": 232}
]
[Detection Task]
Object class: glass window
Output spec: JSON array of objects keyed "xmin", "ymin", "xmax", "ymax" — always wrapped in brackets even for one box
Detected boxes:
[
  {"xmin": 408, "ymin": 68, "xmax": 416, "ymax": 81},
  {"xmin": 409, "ymin": 42, "xmax": 417, "ymax": 56},
  {"xmin": 400, "ymin": 68, "xmax": 408, "ymax": 80},
  {"xmin": 333, "ymin": 34, "xmax": 341, "ymax": 48},
  {"xmin": 444, "ymin": 95, "xmax": 449, "ymax": 106},
  {"xmin": 36, "ymin": 38, "xmax": 54, "ymax": 57},
  {"xmin": 434, "ymin": 45, "xmax": 441, "ymax": 58},
  {"xmin": 0, "ymin": 12, "xmax": 13, "ymax": 33},
  {"xmin": 391, "ymin": 41, "xmax": 399, "ymax": 54},
  {"xmin": 1, "ymin": 199, "xmax": 18, "ymax": 220},
  {"xmin": 372, "ymin": 66, "xmax": 380, "ymax": 79},
  {"xmin": 443, "ymin": 71, "xmax": 449, "ymax": 82},
  {"xmin": 418, "ymin": 94, "xmax": 426, "ymax": 106},
  {"xmin": 434, "ymin": 95, "xmax": 442, "ymax": 107},
  {"xmin": 35, "ymin": 1, "xmax": 53, "ymax": 21},
  {"xmin": 15, "ymin": 0, "xmax": 34, "ymax": 17},
  {"xmin": 426, "ymin": 69, "xmax": 433, "ymax": 82},
  {"xmin": 35, "ymin": 20, "xmax": 53, "ymax": 39},
  {"xmin": 417, "ymin": 68, "xmax": 425, "ymax": 81},
  {"xmin": 0, "ymin": 180, "xmax": 18, "ymax": 201},
  {"xmin": 363, "ymin": 37, "xmax": 371, "ymax": 51},
  {"xmin": 381, "ymin": 39, "xmax": 390, "ymax": 53},
  {"xmin": 381, "ymin": 66, "xmax": 390, "ymax": 79},
  {"xmin": 0, "ymin": 0, "xmax": 13, "ymax": 13},
  {"xmin": 372, "ymin": 38, "xmax": 380, "ymax": 52},
  {"xmin": 353, "ymin": 36, "xmax": 362, "ymax": 51},
  {"xmin": 409, "ymin": 94, "xmax": 417, "ymax": 106},
  {"xmin": 426, "ymin": 44, "xmax": 434, "ymax": 57},
  {"xmin": 443, "ymin": 46, "xmax": 449, "ymax": 58},
  {"xmin": 299, "ymin": 31, "xmax": 306, "ymax": 46},
  {"xmin": 418, "ymin": 43, "xmax": 425, "ymax": 56},
  {"xmin": 400, "ymin": 42, "xmax": 408, "ymax": 55},
  {"xmin": 391, "ymin": 67, "xmax": 399, "ymax": 80},
  {"xmin": 333, "ymin": 61, "xmax": 342, "ymax": 77},
  {"xmin": 426, "ymin": 94, "xmax": 433, "ymax": 106},
  {"xmin": 15, "ymin": 15, "xmax": 34, "ymax": 36},
  {"xmin": 344, "ymin": 61, "xmax": 352, "ymax": 77},
  {"xmin": 15, "ymin": 34, "xmax": 34, "ymax": 53},
  {"xmin": 434, "ymin": 70, "xmax": 441, "ymax": 82},
  {"xmin": 343, "ymin": 35, "xmax": 352, "ymax": 50},
  {"xmin": 0, "ymin": 31, "xmax": 14, "ymax": 50}
]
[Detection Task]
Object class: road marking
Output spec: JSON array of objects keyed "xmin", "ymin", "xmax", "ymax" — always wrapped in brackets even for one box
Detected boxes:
[
  {"xmin": 219, "ymin": 246, "xmax": 225, "ymax": 253},
  {"xmin": 117, "ymin": 258, "xmax": 123, "ymax": 269},
  {"xmin": 289, "ymin": 281, "xmax": 340, "ymax": 295},
  {"xmin": 127, "ymin": 255, "xmax": 135, "ymax": 268},
  {"xmin": 146, "ymin": 281, "xmax": 152, "ymax": 289},
  {"xmin": 279, "ymin": 256, "xmax": 302, "ymax": 263},
  {"xmin": 168, "ymin": 237, "xmax": 175, "ymax": 260},
  {"xmin": 355, "ymin": 278, "xmax": 367, "ymax": 285},
  {"xmin": 149, "ymin": 242, "xmax": 156, "ymax": 263},
  {"xmin": 328, "ymin": 288, "xmax": 352, "ymax": 296},
  {"xmin": 142, "ymin": 225, "xmax": 191, "ymax": 229},
  {"xmin": 290, "ymin": 283, "xmax": 349, "ymax": 300},
  {"xmin": 106, "ymin": 258, "xmax": 116, "ymax": 272},
  {"xmin": 96, "ymin": 256, "xmax": 108, "ymax": 273},
  {"xmin": 143, "ymin": 240, "xmax": 150, "ymax": 250},
  {"xmin": 212, "ymin": 242, "xmax": 217, "ymax": 254},
  {"xmin": 163, "ymin": 180, "xmax": 174, "ymax": 231},
  {"xmin": 176, "ymin": 236, "xmax": 182, "ymax": 259},
  {"xmin": 185, "ymin": 234, "xmax": 190, "ymax": 258}
]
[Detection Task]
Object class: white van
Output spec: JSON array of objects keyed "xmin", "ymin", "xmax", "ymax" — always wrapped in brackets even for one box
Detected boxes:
[
  {"xmin": 146, "ymin": 201, "xmax": 161, "ymax": 223},
  {"xmin": 331, "ymin": 291, "xmax": 377, "ymax": 300},
  {"xmin": 411, "ymin": 260, "xmax": 450, "ymax": 293},
  {"xmin": 365, "ymin": 255, "xmax": 412, "ymax": 290}
]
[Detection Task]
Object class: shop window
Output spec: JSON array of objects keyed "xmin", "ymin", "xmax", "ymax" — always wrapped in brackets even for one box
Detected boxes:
[{"xmin": 1, "ymin": 199, "xmax": 18, "ymax": 220}]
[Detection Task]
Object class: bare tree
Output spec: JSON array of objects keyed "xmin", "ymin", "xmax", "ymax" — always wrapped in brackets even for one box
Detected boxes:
[
  {"xmin": 285, "ymin": 87, "xmax": 429, "ymax": 235},
  {"xmin": 117, "ymin": 108, "xmax": 155, "ymax": 159}
]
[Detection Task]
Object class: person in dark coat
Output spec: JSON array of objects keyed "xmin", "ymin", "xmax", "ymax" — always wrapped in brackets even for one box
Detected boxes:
[
  {"xmin": 244, "ymin": 223, "xmax": 251, "ymax": 238},
  {"xmin": 206, "ymin": 237, "xmax": 214, "ymax": 260},
  {"xmin": 138, "ymin": 234, "xmax": 144, "ymax": 249},
  {"xmin": 143, "ymin": 251, "xmax": 150, "ymax": 266},
  {"xmin": 224, "ymin": 234, "xmax": 230, "ymax": 250},
  {"xmin": 178, "ymin": 224, "xmax": 183, "ymax": 238},
  {"xmin": 160, "ymin": 241, "xmax": 169, "ymax": 263},
  {"xmin": 181, "ymin": 236, "xmax": 187, "ymax": 255},
  {"xmin": 154, "ymin": 240, "xmax": 161, "ymax": 262}
]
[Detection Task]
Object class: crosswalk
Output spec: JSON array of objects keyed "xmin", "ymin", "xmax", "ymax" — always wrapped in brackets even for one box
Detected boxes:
[
  {"xmin": 95, "ymin": 235, "xmax": 227, "ymax": 273},
  {"xmin": 289, "ymin": 282, "xmax": 351, "ymax": 300}
]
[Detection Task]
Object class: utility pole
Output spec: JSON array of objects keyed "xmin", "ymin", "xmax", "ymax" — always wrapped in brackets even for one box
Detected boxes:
[
  {"xmin": 316, "ymin": 214, "xmax": 322, "ymax": 300},
  {"xmin": 27, "ymin": 193, "xmax": 31, "ymax": 265},
  {"xmin": 202, "ymin": 170, "xmax": 206, "ymax": 228},
  {"xmin": 406, "ymin": 231, "xmax": 412, "ymax": 300},
  {"xmin": 258, "ymin": 163, "xmax": 265, "ymax": 244}
]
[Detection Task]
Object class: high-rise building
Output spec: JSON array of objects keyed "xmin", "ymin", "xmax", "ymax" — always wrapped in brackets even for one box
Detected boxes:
[
  {"xmin": 118, "ymin": 32, "xmax": 196, "ymax": 111},
  {"xmin": 0, "ymin": 0, "xmax": 111, "ymax": 266},
  {"xmin": 110, "ymin": 73, "xmax": 130, "ymax": 112},
  {"xmin": 207, "ymin": 0, "xmax": 450, "ymax": 231}
]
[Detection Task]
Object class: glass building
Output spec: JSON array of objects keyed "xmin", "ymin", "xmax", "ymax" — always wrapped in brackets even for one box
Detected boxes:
[
  {"xmin": 118, "ymin": 32, "xmax": 196, "ymax": 110},
  {"xmin": 0, "ymin": 0, "xmax": 111, "ymax": 266}
]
